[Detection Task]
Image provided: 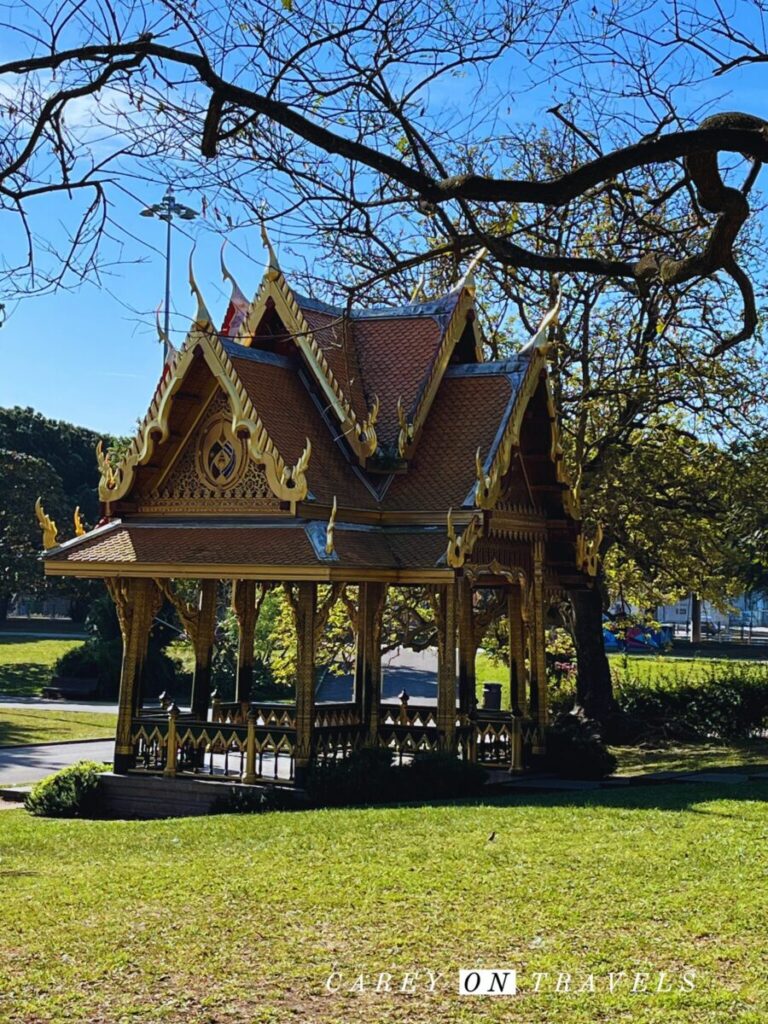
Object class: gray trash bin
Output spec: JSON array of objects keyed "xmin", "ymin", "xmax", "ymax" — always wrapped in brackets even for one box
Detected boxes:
[{"xmin": 482, "ymin": 682, "xmax": 502, "ymax": 711}]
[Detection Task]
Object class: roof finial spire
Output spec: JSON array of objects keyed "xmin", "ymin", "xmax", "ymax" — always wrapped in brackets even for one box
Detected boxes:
[
  {"xmin": 455, "ymin": 246, "xmax": 488, "ymax": 296},
  {"xmin": 155, "ymin": 302, "xmax": 176, "ymax": 361},
  {"xmin": 188, "ymin": 248, "xmax": 213, "ymax": 331},
  {"xmin": 260, "ymin": 220, "xmax": 281, "ymax": 282},
  {"xmin": 518, "ymin": 291, "xmax": 562, "ymax": 357},
  {"xmin": 409, "ymin": 273, "xmax": 428, "ymax": 303}
]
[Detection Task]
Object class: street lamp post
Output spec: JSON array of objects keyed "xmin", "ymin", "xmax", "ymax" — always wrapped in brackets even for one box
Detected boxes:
[{"xmin": 140, "ymin": 187, "xmax": 198, "ymax": 367}]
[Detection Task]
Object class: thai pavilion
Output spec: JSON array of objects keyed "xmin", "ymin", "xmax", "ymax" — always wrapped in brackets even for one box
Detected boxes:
[{"xmin": 39, "ymin": 240, "xmax": 597, "ymax": 788}]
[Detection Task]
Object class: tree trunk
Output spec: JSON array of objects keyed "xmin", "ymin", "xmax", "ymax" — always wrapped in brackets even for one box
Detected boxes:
[
  {"xmin": 571, "ymin": 585, "xmax": 616, "ymax": 722},
  {"xmin": 691, "ymin": 592, "xmax": 702, "ymax": 644},
  {"xmin": 0, "ymin": 593, "xmax": 9, "ymax": 624}
]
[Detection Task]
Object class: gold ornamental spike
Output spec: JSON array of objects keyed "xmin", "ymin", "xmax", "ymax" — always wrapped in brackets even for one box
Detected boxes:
[
  {"xmin": 188, "ymin": 249, "xmax": 213, "ymax": 330},
  {"xmin": 260, "ymin": 220, "xmax": 281, "ymax": 282},
  {"xmin": 73, "ymin": 506, "xmax": 86, "ymax": 537},
  {"xmin": 409, "ymin": 273, "xmax": 427, "ymax": 303},
  {"xmin": 519, "ymin": 291, "xmax": 562, "ymax": 356},
  {"xmin": 325, "ymin": 496, "xmax": 338, "ymax": 556},
  {"xmin": 455, "ymin": 246, "xmax": 488, "ymax": 296},
  {"xmin": 35, "ymin": 497, "xmax": 59, "ymax": 550}
]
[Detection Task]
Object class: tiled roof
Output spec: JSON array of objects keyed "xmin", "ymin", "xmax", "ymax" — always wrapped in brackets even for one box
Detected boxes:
[
  {"xmin": 47, "ymin": 521, "xmax": 449, "ymax": 570},
  {"xmin": 385, "ymin": 370, "xmax": 516, "ymax": 511},
  {"xmin": 228, "ymin": 352, "xmax": 379, "ymax": 508}
]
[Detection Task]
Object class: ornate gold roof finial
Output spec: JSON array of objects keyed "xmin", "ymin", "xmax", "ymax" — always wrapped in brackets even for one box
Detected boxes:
[
  {"xmin": 280, "ymin": 437, "xmax": 312, "ymax": 497},
  {"xmin": 155, "ymin": 302, "xmax": 175, "ymax": 360},
  {"xmin": 397, "ymin": 396, "xmax": 415, "ymax": 458},
  {"xmin": 35, "ymin": 497, "xmax": 59, "ymax": 550},
  {"xmin": 73, "ymin": 506, "xmax": 86, "ymax": 537},
  {"xmin": 188, "ymin": 249, "xmax": 213, "ymax": 331},
  {"xmin": 576, "ymin": 523, "xmax": 603, "ymax": 577},
  {"xmin": 358, "ymin": 395, "xmax": 379, "ymax": 455},
  {"xmin": 519, "ymin": 291, "xmax": 562, "ymax": 356},
  {"xmin": 96, "ymin": 441, "xmax": 118, "ymax": 494},
  {"xmin": 260, "ymin": 220, "xmax": 281, "ymax": 282},
  {"xmin": 475, "ymin": 446, "xmax": 502, "ymax": 509},
  {"xmin": 445, "ymin": 509, "xmax": 483, "ymax": 568},
  {"xmin": 455, "ymin": 247, "xmax": 488, "ymax": 297},
  {"xmin": 325, "ymin": 496, "xmax": 338, "ymax": 556},
  {"xmin": 409, "ymin": 273, "xmax": 427, "ymax": 303}
]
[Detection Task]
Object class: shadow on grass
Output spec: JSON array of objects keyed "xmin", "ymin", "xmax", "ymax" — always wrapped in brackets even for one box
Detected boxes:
[{"xmin": 0, "ymin": 663, "xmax": 52, "ymax": 698}]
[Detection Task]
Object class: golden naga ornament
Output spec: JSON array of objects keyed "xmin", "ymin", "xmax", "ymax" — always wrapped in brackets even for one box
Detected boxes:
[
  {"xmin": 474, "ymin": 446, "xmax": 502, "ymax": 509},
  {"xmin": 73, "ymin": 507, "xmax": 86, "ymax": 537},
  {"xmin": 397, "ymin": 396, "xmax": 415, "ymax": 458},
  {"xmin": 576, "ymin": 523, "xmax": 603, "ymax": 577},
  {"xmin": 445, "ymin": 509, "xmax": 483, "ymax": 568},
  {"xmin": 325, "ymin": 496, "xmax": 338, "ymax": 556},
  {"xmin": 35, "ymin": 497, "xmax": 59, "ymax": 550}
]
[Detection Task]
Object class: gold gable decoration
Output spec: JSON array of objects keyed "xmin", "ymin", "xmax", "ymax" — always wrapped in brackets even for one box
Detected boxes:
[
  {"xmin": 576, "ymin": 524, "xmax": 603, "ymax": 577},
  {"xmin": 96, "ymin": 320, "xmax": 312, "ymax": 506},
  {"xmin": 34, "ymin": 497, "xmax": 58, "ymax": 550},
  {"xmin": 445, "ymin": 509, "xmax": 484, "ymax": 569},
  {"xmin": 234, "ymin": 236, "xmax": 379, "ymax": 464}
]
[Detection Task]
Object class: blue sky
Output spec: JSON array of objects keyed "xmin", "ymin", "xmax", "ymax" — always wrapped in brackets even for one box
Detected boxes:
[{"xmin": 1, "ymin": 3, "xmax": 767, "ymax": 436}]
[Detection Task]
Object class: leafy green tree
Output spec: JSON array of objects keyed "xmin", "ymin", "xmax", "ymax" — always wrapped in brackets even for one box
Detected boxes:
[{"xmin": 0, "ymin": 449, "xmax": 66, "ymax": 621}]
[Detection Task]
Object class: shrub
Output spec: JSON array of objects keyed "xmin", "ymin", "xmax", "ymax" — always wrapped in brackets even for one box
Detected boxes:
[
  {"xmin": 406, "ymin": 751, "xmax": 488, "ymax": 798},
  {"xmin": 213, "ymin": 784, "xmax": 297, "ymax": 814},
  {"xmin": 305, "ymin": 746, "xmax": 488, "ymax": 807},
  {"xmin": 543, "ymin": 714, "xmax": 617, "ymax": 779},
  {"xmin": 306, "ymin": 746, "xmax": 397, "ymax": 807},
  {"xmin": 24, "ymin": 761, "xmax": 107, "ymax": 818}
]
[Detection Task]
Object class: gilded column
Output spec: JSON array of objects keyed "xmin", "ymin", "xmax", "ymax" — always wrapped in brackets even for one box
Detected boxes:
[
  {"xmin": 356, "ymin": 582, "xmax": 386, "ymax": 744},
  {"xmin": 508, "ymin": 581, "xmax": 526, "ymax": 716},
  {"xmin": 109, "ymin": 577, "xmax": 159, "ymax": 774},
  {"xmin": 436, "ymin": 581, "xmax": 458, "ymax": 750},
  {"xmin": 190, "ymin": 579, "xmax": 218, "ymax": 720},
  {"xmin": 232, "ymin": 579, "xmax": 258, "ymax": 705},
  {"xmin": 294, "ymin": 582, "xmax": 317, "ymax": 786},
  {"xmin": 457, "ymin": 577, "xmax": 476, "ymax": 716},
  {"xmin": 532, "ymin": 541, "xmax": 548, "ymax": 747}
]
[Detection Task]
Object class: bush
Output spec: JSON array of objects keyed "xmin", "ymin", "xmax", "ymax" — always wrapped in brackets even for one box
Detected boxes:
[
  {"xmin": 213, "ymin": 784, "xmax": 297, "ymax": 814},
  {"xmin": 543, "ymin": 714, "xmax": 617, "ymax": 779},
  {"xmin": 306, "ymin": 746, "xmax": 398, "ymax": 807},
  {"xmin": 305, "ymin": 746, "xmax": 488, "ymax": 807},
  {"xmin": 407, "ymin": 751, "xmax": 488, "ymax": 798},
  {"xmin": 24, "ymin": 761, "xmax": 107, "ymax": 818}
]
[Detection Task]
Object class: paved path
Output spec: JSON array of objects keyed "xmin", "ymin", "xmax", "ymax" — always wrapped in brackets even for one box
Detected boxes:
[{"xmin": 0, "ymin": 739, "xmax": 114, "ymax": 787}]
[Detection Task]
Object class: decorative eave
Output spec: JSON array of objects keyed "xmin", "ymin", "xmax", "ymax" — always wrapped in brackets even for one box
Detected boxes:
[
  {"xmin": 397, "ymin": 281, "xmax": 477, "ymax": 459},
  {"xmin": 473, "ymin": 297, "xmax": 579, "ymax": 520},
  {"xmin": 235, "ymin": 254, "xmax": 379, "ymax": 467},
  {"xmin": 445, "ymin": 508, "xmax": 484, "ymax": 568},
  {"xmin": 96, "ymin": 324, "xmax": 312, "ymax": 507}
]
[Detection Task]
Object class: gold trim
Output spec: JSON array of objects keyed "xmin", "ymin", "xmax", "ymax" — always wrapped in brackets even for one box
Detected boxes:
[
  {"xmin": 576, "ymin": 524, "xmax": 603, "ymax": 577},
  {"xmin": 238, "ymin": 265, "xmax": 379, "ymax": 463},
  {"xmin": 35, "ymin": 497, "xmax": 58, "ymax": 550},
  {"xmin": 398, "ymin": 284, "xmax": 476, "ymax": 459},
  {"xmin": 44, "ymin": 561, "xmax": 454, "ymax": 584},
  {"xmin": 445, "ymin": 509, "xmax": 483, "ymax": 568},
  {"xmin": 97, "ymin": 328, "xmax": 311, "ymax": 505},
  {"xmin": 325, "ymin": 496, "xmax": 338, "ymax": 556},
  {"xmin": 73, "ymin": 507, "xmax": 86, "ymax": 537}
]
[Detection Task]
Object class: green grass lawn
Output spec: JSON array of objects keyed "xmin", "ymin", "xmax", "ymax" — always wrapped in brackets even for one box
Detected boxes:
[
  {"xmin": 0, "ymin": 709, "xmax": 117, "ymax": 747},
  {"xmin": 611, "ymin": 740, "xmax": 768, "ymax": 775},
  {"xmin": 2, "ymin": 784, "xmax": 768, "ymax": 1023},
  {"xmin": 0, "ymin": 637, "xmax": 84, "ymax": 697}
]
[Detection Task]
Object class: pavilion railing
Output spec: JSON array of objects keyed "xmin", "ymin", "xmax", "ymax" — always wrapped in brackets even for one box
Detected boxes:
[{"xmin": 473, "ymin": 711, "xmax": 542, "ymax": 768}]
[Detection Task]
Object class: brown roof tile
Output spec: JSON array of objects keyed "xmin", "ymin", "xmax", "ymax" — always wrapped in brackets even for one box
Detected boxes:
[{"xmin": 384, "ymin": 374, "xmax": 513, "ymax": 511}]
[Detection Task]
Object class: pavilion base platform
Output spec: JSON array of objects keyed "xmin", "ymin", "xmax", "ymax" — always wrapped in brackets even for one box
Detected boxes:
[{"xmin": 97, "ymin": 771, "xmax": 306, "ymax": 820}]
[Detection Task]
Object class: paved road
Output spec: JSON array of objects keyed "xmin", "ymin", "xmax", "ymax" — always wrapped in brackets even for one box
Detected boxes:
[{"xmin": 0, "ymin": 739, "xmax": 114, "ymax": 787}]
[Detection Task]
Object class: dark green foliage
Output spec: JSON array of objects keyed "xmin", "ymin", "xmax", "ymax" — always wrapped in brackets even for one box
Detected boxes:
[
  {"xmin": 53, "ymin": 592, "xmax": 182, "ymax": 699},
  {"xmin": 0, "ymin": 407, "xmax": 112, "ymax": 523},
  {"xmin": 543, "ymin": 713, "xmax": 618, "ymax": 779},
  {"xmin": 213, "ymin": 785, "xmax": 297, "ymax": 814},
  {"xmin": 614, "ymin": 672, "xmax": 768, "ymax": 742},
  {"xmin": 305, "ymin": 746, "xmax": 488, "ymax": 807},
  {"xmin": 24, "ymin": 760, "xmax": 107, "ymax": 817}
]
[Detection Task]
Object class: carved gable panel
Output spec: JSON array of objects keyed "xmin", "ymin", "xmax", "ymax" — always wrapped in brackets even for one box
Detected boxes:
[{"xmin": 137, "ymin": 391, "xmax": 281, "ymax": 513}]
